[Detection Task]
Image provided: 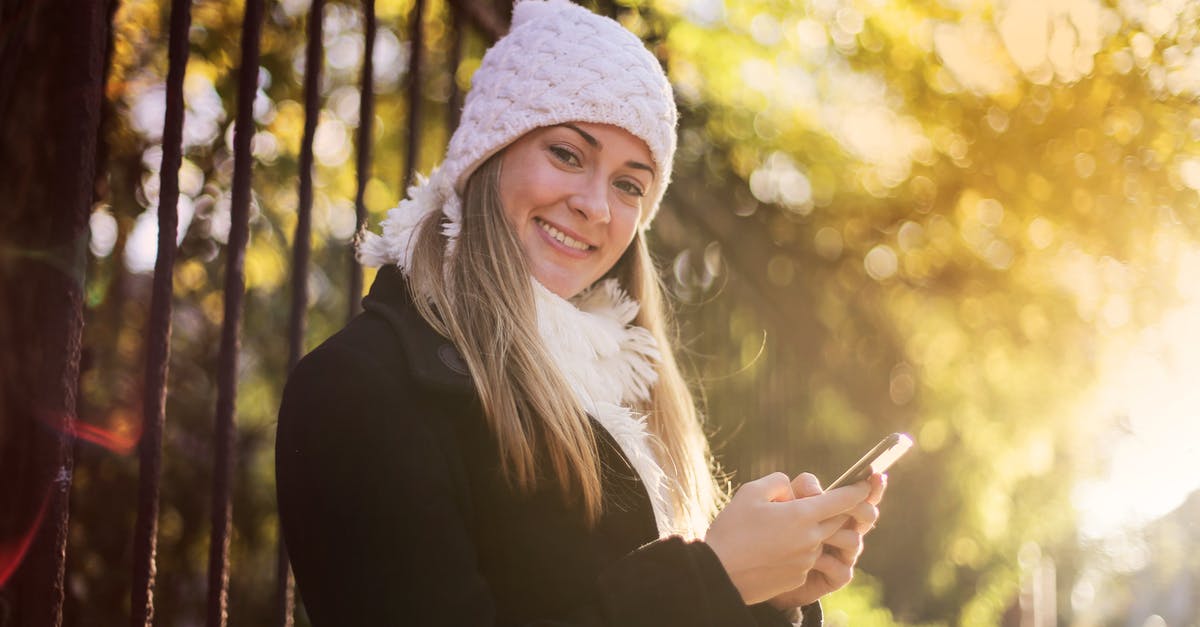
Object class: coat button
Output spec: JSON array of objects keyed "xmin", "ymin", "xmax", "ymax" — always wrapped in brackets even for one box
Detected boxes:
[{"xmin": 437, "ymin": 344, "xmax": 470, "ymax": 375}]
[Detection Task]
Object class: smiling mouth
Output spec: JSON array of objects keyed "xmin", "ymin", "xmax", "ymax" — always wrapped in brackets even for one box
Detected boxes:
[{"xmin": 535, "ymin": 218, "xmax": 593, "ymax": 252}]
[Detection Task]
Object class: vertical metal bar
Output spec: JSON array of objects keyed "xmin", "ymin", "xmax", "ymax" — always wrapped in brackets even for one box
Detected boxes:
[
  {"xmin": 445, "ymin": 0, "xmax": 506, "ymax": 40},
  {"xmin": 272, "ymin": 507, "xmax": 296, "ymax": 627},
  {"xmin": 289, "ymin": 0, "xmax": 322, "ymax": 400},
  {"xmin": 91, "ymin": 0, "xmax": 125, "ymax": 211},
  {"xmin": 36, "ymin": 0, "xmax": 105, "ymax": 611},
  {"xmin": 403, "ymin": 0, "xmax": 425, "ymax": 192},
  {"xmin": 348, "ymin": 0, "xmax": 376, "ymax": 319},
  {"xmin": 130, "ymin": 0, "xmax": 191, "ymax": 625},
  {"xmin": 446, "ymin": 0, "xmax": 463, "ymax": 133},
  {"xmin": 596, "ymin": 0, "xmax": 618, "ymax": 19},
  {"xmin": 492, "ymin": 0, "xmax": 509, "ymax": 31},
  {"xmin": 205, "ymin": 0, "xmax": 265, "ymax": 624},
  {"xmin": 274, "ymin": 0, "xmax": 326, "ymax": 624}
]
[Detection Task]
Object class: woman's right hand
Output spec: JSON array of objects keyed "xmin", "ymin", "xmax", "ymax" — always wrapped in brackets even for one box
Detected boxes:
[{"xmin": 703, "ymin": 472, "xmax": 871, "ymax": 605}]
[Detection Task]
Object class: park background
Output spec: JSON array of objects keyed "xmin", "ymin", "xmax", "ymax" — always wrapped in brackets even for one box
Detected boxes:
[{"xmin": 2, "ymin": 0, "xmax": 1199, "ymax": 625}]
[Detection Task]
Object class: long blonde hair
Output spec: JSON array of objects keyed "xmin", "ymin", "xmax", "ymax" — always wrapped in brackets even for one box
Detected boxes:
[{"xmin": 408, "ymin": 152, "xmax": 728, "ymax": 535}]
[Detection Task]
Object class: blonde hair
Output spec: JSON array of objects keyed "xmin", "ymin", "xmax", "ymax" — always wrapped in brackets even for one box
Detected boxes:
[{"xmin": 408, "ymin": 153, "xmax": 727, "ymax": 535}]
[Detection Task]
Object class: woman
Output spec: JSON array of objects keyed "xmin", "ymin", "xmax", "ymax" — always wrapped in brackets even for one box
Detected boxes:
[{"xmin": 275, "ymin": 1, "xmax": 886, "ymax": 625}]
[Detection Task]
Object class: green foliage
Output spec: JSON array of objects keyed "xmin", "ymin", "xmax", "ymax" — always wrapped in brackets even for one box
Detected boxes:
[
  {"xmin": 649, "ymin": 0, "xmax": 1198, "ymax": 623},
  {"xmin": 823, "ymin": 573, "xmax": 940, "ymax": 627},
  {"xmin": 70, "ymin": 0, "xmax": 1199, "ymax": 625}
]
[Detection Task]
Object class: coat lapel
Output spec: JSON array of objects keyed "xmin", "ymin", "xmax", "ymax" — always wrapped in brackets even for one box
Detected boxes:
[{"xmin": 361, "ymin": 266, "xmax": 475, "ymax": 394}]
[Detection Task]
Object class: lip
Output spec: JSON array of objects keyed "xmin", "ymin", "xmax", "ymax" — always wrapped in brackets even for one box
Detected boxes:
[{"xmin": 534, "ymin": 217, "xmax": 595, "ymax": 259}]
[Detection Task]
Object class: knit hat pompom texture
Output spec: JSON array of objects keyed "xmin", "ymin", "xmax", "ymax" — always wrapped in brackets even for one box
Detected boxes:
[
  {"xmin": 443, "ymin": 0, "xmax": 678, "ymax": 224},
  {"xmin": 358, "ymin": 0, "xmax": 678, "ymax": 269}
]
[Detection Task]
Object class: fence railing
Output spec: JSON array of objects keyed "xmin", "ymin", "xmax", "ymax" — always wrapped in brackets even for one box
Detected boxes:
[{"xmin": 1, "ymin": 1, "xmax": 510, "ymax": 625}]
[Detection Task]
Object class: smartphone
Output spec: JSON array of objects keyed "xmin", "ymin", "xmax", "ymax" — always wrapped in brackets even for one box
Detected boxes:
[{"xmin": 825, "ymin": 432, "xmax": 913, "ymax": 491}]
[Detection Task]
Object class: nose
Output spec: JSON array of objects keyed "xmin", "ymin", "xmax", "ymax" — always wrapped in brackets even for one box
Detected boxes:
[{"xmin": 567, "ymin": 174, "xmax": 610, "ymax": 224}]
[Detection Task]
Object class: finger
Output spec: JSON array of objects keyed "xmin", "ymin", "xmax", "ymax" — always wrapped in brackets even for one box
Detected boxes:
[
  {"xmin": 791, "ymin": 472, "xmax": 823, "ymax": 498},
  {"xmin": 744, "ymin": 471, "xmax": 797, "ymax": 502},
  {"xmin": 810, "ymin": 552, "xmax": 854, "ymax": 589},
  {"xmin": 799, "ymin": 482, "xmax": 871, "ymax": 519},
  {"xmin": 867, "ymin": 473, "xmax": 887, "ymax": 505},
  {"xmin": 845, "ymin": 501, "xmax": 879, "ymax": 534},
  {"xmin": 793, "ymin": 545, "xmax": 823, "ymax": 572},
  {"xmin": 822, "ymin": 529, "xmax": 864, "ymax": 563},
  {"xmin": 815, "ymin": 514, "xmax": 851, "ymax": 541}
]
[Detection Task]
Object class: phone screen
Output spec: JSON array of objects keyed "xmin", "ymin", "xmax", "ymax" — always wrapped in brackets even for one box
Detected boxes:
[{"xmin": 825, "ymin": 433, "xmax": 913, "ymax": 490}]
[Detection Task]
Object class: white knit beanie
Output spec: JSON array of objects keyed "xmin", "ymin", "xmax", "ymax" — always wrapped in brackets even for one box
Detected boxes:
[
  {"xmin": 359, "ymin": 0, "xmax": 678, "ymax": 269},
  {"xmin": 445, "ymin": 0, "xmax": 678, "ymax": 222}
]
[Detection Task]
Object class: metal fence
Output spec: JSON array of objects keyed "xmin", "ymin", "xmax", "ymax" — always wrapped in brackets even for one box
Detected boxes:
[{"xmin": 0, "ymin": 0, "xmax": 508, "ymax": 625}]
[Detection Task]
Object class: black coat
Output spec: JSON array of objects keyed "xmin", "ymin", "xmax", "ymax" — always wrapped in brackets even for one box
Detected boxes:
[{"xmin": 276, "ymin": 266, "xmax": 820, "ymax": 626}]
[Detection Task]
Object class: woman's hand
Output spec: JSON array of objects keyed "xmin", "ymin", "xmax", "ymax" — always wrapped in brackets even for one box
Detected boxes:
[
  {"xmin": 703, "ymin": 472, "xmax": 871, "ymax": 605},
  {"xmin": 765, "ymin": 473, "xmax": 888, "ymax": 611}
]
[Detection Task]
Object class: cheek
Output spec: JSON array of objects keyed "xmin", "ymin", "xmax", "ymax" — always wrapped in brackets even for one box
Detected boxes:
[
  {"xmin": 597, "ymin": 212, "xmax": 639, "ymax": 275},
  {"xmin": 498, "ymin": 155, "xmax": 543, "ymax": 220},
  {"xmin": 499, "ymin": 159, "xmax": 565, "ymax": 214},
  {"xmin": 611, "ymin": 207, "xmax": 641, "ymax": 247},
  {"xmin": 497, "ymin": 170, "xmax": 529, "ymax": 225}
]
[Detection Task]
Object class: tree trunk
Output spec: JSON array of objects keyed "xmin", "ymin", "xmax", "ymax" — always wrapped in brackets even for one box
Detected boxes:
[{"xmin": 0, "ymin": 0, "xmax": 111, "ymax": 625}]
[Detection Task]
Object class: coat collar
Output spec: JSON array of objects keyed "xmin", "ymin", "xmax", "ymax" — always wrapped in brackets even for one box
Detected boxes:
[{"xmin": 361, "ymin": 265, "xmax": 475, "ymax": 394}]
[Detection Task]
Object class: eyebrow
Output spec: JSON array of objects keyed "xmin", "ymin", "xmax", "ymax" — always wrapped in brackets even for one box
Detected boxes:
[{"xmin": 559, "ymin": 123, "xmax": 656, "ymax": 180}]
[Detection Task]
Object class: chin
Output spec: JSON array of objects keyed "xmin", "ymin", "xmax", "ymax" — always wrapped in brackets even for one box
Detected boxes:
[
  {"xmin": 542, "ymin": 280, "xmax": 582, "ymax": 299},
  {"xmin": 534, "ymin": 269, "xmax": 587, "ymax": 300}
]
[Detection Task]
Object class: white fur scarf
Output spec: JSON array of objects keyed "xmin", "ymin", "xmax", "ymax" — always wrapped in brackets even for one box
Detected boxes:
[{"xmin": 359, "ymin": 176, "xmax": 681, "ymax": 537}]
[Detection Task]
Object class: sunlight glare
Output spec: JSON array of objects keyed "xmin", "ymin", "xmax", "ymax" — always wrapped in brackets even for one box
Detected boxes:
[{"xmin": 1072, "ymin": 246, "xmax": 1200, "ymax": 539}]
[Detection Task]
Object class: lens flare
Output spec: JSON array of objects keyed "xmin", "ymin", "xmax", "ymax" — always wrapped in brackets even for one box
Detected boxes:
[
  {"xmin": 0, "ymin": 407, "xmax": 140, "ymax": 587},
  {"xmin": 0, "ymin": 488, "xmax": 51, "ymax": 586},
  {"xmin": 71, "ymin": 410, "xmax": 142, "ymax": 455}
]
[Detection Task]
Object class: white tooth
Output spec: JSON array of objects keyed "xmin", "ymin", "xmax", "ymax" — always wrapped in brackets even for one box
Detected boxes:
[{"xmin": 539, "ymin": 220, "xmax": 589, "ymax": 250}]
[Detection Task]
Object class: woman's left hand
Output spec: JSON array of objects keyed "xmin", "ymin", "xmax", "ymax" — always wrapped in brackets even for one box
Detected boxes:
[{"xmin": 765, "ymin": 472, "xmax": 887, "ymax": 611}]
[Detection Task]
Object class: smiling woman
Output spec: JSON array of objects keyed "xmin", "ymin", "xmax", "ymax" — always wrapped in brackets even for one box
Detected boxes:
[
  {"xmin": 275, "ymin": 1, "xmax": 884, "ymax": 626},
  {"xmin": 499, "ymin": 123, "xmax": 653, "ymax": 298}
]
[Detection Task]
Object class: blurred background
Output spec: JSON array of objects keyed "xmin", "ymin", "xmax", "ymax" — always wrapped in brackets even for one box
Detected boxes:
[{"xmin": 3, "ymin": 0, "xmax": 1199, "ymax": 625}]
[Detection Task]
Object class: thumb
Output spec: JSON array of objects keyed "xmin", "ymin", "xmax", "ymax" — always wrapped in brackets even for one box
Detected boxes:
[{"xmin": 791, "ymin": 472, "xmax": 823, "ymax": 498}]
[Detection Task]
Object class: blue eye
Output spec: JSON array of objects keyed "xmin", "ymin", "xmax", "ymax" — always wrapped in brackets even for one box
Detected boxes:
[{"xmin": 550, "ymin": 145, "xmax": 580, "ymax": 167}]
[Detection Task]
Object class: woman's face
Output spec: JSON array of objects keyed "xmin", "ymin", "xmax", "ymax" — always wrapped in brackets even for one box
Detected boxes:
[{"xmin": 498, "ymin": 122, "xmax": 655, "ymax": 299}]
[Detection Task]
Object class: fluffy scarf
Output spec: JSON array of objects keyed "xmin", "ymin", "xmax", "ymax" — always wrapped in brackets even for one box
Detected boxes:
[{"xmin": 358, "ymin": 171, "xmax": 680, "ymax": 537}]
